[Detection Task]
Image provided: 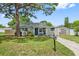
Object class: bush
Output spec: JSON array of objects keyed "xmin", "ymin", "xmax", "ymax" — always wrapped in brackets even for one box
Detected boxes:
[
  {"xmin": 75, "ymin": 32, "xmax": 79, "ymax": 36},
  {"xmin": 34, "ymin": 35, "xmax": 50, "ymax": 41},
  {"xmin": 18, "ymin": 35, "xmax": 50, "ymax": 42},
  {"xmin": 26, "ymin": 36, "xmax": 35, "ymax": 40},
  {"xmin": 0, "ymin": 39, "xmax": 2, "ymax": 43},
  {"xmin": 13, "ymin": 37, "xmax": 28, "ymax": 43},
  {"xmin": 15, "ymin": 39, "xmax": 27, "ymax": 43},
  {"xmin": 0, "ymin": 35, "xmax": 50, "ymax": 43},
  {"xmin": 25, "ymin": 35, "xmax": 50, "ymax": 41},
  {"xmin": 27, "ymin": 31, "xmax": 34, "ymax": 36}
]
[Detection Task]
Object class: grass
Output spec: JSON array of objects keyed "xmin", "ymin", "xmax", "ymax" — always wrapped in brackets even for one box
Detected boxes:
[
  {"xmin": 0, "ymin": 32, "xmax": 5, "ymax": 35},
  {"xmin": 0, "ymin": 36, "xmax": 75, "ymax": 56},
  {"xmin": 60, "ymin": 35, "xmax": 79, "ymax": 43}
]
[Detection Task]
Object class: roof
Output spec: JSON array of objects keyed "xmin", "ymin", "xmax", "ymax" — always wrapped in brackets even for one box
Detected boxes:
[
  {"xmin": 55, "ymin": 25, "xmax": 64, "ymax": 28},
  {"xmin": 20, "ymin": 22, "xmax": 54, "ymax": 28}
]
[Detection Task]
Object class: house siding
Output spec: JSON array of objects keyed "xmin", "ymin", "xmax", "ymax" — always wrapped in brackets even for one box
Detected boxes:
[
  {"xmin": 20, "ymin": 23, "xmax": 70, "ymax": 36},
  {"xmin": 54, "ymin": 27, "xmax": 70, "ymax": 36}
]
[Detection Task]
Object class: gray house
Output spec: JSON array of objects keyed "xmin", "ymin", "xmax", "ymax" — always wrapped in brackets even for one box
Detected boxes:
[
  {"xmin": 20, "ymin": 22, "xmax": 54, "ymax": 36},
  {"xmin": 20, "ymin": 22, "xmax": 70, "ymax": 36}
]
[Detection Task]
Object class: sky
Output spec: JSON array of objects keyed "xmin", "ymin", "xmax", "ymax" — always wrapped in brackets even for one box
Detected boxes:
[{"xmin": 0, "ymin": 3, "xmax": 79, "ymax": 27}]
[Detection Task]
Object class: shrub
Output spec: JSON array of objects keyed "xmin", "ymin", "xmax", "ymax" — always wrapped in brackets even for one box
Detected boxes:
[
  {"xmin": 16, "ymin": 39, "xmax": 26, "ymax": 43},
  {"xmin": 26, "ymin": 36, "xmax": 35, "ymax": 40},
  {"xmin": 34, "ymin": 35, "xmax": 50, "ymax": 41},
  {"xmin": 0, "ymin": 39, "xmax": 2, "ymax": 43},
  {"xmin": 25, "ymin": 35, "xmax": 50, "ymax": 41},
  {"xmin": 27, "ymin": 31, "xmax": 34, "ymax": 37},
  {"xmin": 13, "ymin": 37, "xmax": 28, "ymax": 43}
]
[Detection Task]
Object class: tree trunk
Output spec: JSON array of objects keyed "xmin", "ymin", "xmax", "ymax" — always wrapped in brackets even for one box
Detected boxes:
[{"xmin": 15, "ymin": 3, "xmax": 20, "ymax": 36}]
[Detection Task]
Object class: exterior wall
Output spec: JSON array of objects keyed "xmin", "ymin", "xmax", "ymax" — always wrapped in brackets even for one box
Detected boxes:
[
  {"xmin": 0, "ymin": 28, "xmax": 12, "ymax": 32},
  {"xmin": 33, "ymin": 28, "xmax": 35, "ymax": 35},
  {"xmin": 20, "ymin": 23, "xmax": 54, "ymax": 36},
  {"xmin": 66, "ymin": 28, "xmax": 70, "ymax": 35},
  {"xmin": 0, "ymin": 29, "xmax": 5, "ymax": 32},
  {"xmin": 43, "ymin": 27, "xmax": 54, "ymax": 36},
  {"xmin": 5, "ymin": 30, "xmax": 15, "ymax": 35},
  {"xmin": 46, "ymin": 28, "xmax": 49, "ymax": 35},
  {"xmin": 20, "ymin": 25, "xmax": 70, "ymax": 36},
  {"xmin": 0, "ymin": 28, "xmax": 15, "ymax": 35},
  {"xmin": 21, "ymin": 27, "xmax": 54, "ymax": 36},
  {"xmin": 54, "ymin": 28, "xmax": 60, "ymax": 36},
  {"xmin": 20, "ymin": 22, "xmax": 74, "ymax": 36},
  {"xmin": 54, "ymin": 27, "xmax": 70, "ymax": 36},
  {"xmin": 47, "ymin": 28, "xmax": 54, "ymax": 36},
  {"xmin": 70, "ymin": 29, "xmax": 75, "ymax": 35}
]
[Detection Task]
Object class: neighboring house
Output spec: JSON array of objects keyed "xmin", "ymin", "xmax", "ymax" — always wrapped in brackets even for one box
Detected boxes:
[
  {"xmin": 70, "ymin": 29, "xmax": 79, "ymax": 35},
  {"xmin": 0, "ymin": 28, "xmax": 15, "ymax": 35},
  {"xmin": 54, "ymin": 26, "xmax": 70, "ymax": 36},
  {"xmin": 70, "ymin": 29, "xmax": 75, "ymax": 35},
  {"xmin": 0, "ymin": 28, "xmax": 5, "ymax": 32},
  {"xmin": 0, "ymin": 28, "xmax": 12, "ymax": 32},
  {"xmin": 20, "ymin": 23, "xmax": 70, "ymax": 36}
]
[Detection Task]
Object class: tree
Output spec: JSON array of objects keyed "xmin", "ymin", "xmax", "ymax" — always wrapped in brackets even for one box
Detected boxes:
[
  {"xmin": 64, "ymin": 17, "xmax": 70, "ymax": 28},
  {"xmin": 0, "ymin": 24, "xmax": 5, "ymax": 28},
  {"xmin": 73, "ymin": 20, "xmax": 79, "ymax": 27},
  {"xmin": 19, "ymin": 16, "xmax": 31, "ymax": 24},
  {"xmin": 0, "ymin": 3, "xmax": 58, "ymax": 36},
  {"xmin": 74, "ymin": 26, "xmax": 79, "ymax": 36},
  {"xmin": 40, "ymin": 20, "xmax": 53, "ymax": 26},
  {"xmin": 72, "ymin": 20, "xmax": 79, "ymax": 36},
  {"xmin": 8, "ymin": 18, "xmax": 16, "ymax": 29},
  {"xmin": 8, "ymin": 16, "xmax": 31, "ymax": 29},
  {"xmin": 68, "ymin": 23, "xmax": 73, "ymax": 29}
]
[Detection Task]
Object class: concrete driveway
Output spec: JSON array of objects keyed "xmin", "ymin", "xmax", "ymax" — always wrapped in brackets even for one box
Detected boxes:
[{"xmin": 57, "ymin": 37, "xmax": 79, "ymax": 56}]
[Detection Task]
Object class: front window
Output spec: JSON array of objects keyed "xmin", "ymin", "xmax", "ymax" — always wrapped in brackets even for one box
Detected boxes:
[
  {"xmin": 39, "ymin": 28, "xmax": 42, "ymax": 32},
  {"xmin": 25, "ymin": 28, "xmax": 28, "ymax": 31},
  {"xmin": 39, "ymin": 28, "xmax": 46, "ymax": 35},
  {"xmin": 22, "ymin": 28, "xmax": 28, "ymax": 31},
  {"xmin": 50, "ymin": 28, "xmax": 54, "ymax": 31}
]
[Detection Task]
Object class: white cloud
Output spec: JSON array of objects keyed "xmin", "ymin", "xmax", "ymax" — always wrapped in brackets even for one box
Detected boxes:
[
  {"xmin": 56, "ymin": 3, "xmax": 76, "ymax": 9},
  {"xmin": 68, "ymin": 4, "xmax": 76, "ymax": 8}
]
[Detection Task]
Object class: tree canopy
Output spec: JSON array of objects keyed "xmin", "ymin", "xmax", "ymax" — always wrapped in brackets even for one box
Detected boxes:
[
  {"xmin": 0, "ymin": 24, "xmax": 5, "ymax": 28},
  {"xmin": 64, "ymin": 17, "xmax": 70, "ymax": 28},
  {"xmin": 0, "ymin": 3, "xmax": 58, "ymax": 36},
  {"xmin": 72, "ymin": 20, "xmax": 79, "ymax": 36},
  {"xmin": 73, "ymin": 20, "xmax": 79, "ymax": 27},
  {"xmin": 40, "ymin": 20, "xmax": 53, "ymax": 26},
  {"xmin": 72, "ymin": 20, "xmax": 79, "ymax": 31},
  {"xmin": 0, "ymin": 3, "xmax": 58, "ymax": 19},
  {"xmin": 8, "ymin": 16, "xmax": 32, "ymax": 29}
]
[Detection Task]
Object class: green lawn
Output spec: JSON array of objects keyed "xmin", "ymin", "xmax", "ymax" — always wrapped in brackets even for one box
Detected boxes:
[
  {"xmin": 0, "ymin": 36, "xmax": 75, "ymax": 56},
  {"xmin": 60, "ymin": 35, "xmax": 79, "ymax": 43},
  {"xmin": 0, "ymin": 32, "xmax": 5, "ymax": 35}
]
